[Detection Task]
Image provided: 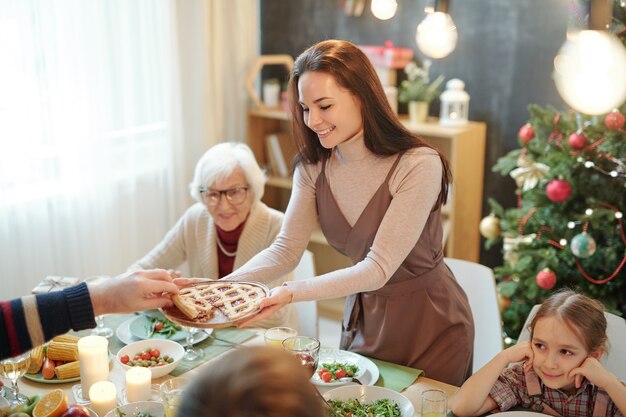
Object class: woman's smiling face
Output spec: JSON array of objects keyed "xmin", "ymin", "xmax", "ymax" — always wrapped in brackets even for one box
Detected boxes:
[
  {"xmin": 297, "ymin": 71, "xmax": 363, "ymax": 149},
  {"xmin": 531, "ymin": 316, "xmax": 591, "ymax": 394}
]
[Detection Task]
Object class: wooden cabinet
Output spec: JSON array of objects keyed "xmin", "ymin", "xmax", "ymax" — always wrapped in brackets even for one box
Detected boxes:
[{"xmin": 247, "ymin": 108, "xmax": 486, "ymax": 273}]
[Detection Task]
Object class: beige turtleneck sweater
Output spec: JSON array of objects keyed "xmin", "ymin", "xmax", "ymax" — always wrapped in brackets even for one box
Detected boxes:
[{"xmin": 226, "ymin": 132, "xmax": 443, "ymax": 303}]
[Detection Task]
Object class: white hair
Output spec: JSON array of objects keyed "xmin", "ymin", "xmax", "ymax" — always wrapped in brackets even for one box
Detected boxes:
[{"xmin": 189, "ymin": 142, "xmax": 266, "ymax": 203}]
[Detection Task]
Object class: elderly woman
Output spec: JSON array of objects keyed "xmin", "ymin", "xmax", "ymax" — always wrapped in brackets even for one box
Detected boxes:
[{"xmin": 129, "ymin": 142, "xmax": 297, "ymax": 329}]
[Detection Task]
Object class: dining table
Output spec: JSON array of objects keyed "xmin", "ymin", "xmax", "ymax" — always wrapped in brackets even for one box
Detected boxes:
[{"xmin": 18, "ymin": 313, "xmax": 460, "ymax": 416}]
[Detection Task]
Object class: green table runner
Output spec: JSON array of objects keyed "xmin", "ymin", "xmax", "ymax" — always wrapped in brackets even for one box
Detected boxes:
[
  {"xmin": 367, "ymin": 356, "xmax": 424, "ymax": 392},
  {"xmin": 74, "ymin": 314, "xmax": 255, "ymax": 377}
]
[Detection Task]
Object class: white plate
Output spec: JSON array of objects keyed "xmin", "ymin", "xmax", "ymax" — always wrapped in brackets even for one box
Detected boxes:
[
  {"xmin": 116, "ymin": 316, "xmax": 211, "ymax": 345},
  {"xmin": 312, "ymin": 347, "xmax": 372, "ymax": 387},
  {"xmin": 0, "ymin": 396, "xmax": 9, "ymax": 409},
  {"xmin": 324, "ymin": 385, "xmax": 414, "ymax": 417},
  {"xmin": 105, "ymin": 401, "xmax": 164, "ymax": 417},
  {"xmin": 494, "ymin": 412, "xmax": 554, "ymax": 417}
]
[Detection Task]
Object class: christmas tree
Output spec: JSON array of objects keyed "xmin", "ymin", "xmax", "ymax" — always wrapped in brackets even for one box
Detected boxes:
[
  {"xmin": 482, "ymin": 104, "xmax": 625, "ymax": 342},
  {"xmin": 481, "ymin": 2, "xmax": 626, "ymax": 342}
]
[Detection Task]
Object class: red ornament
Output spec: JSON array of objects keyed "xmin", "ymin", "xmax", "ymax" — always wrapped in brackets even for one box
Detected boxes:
[
  {"xmin": 546, "ymin": 179, "xmax": 572, "ymax": 203},
  {"xmin": 536, "ymin": 268, "xmax": 557, "ymax": 290},
  {"xmin": 518, "ymin": 123, "xmax": 535, "ymax": 144},
  {"xmin": 567, "ymin": 131, "xmax": 587, "ymax": 150},
  {"xmin": 604, "ymin": 110, "xmax": 625, "ymax": 131}
]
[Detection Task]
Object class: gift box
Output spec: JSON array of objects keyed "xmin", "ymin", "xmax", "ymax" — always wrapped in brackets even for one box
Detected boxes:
[{"xmin": 32, "ymin": 276, "xmax": 81, "ymax": 294}]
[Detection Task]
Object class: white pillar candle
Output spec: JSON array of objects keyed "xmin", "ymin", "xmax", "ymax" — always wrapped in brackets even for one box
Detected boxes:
[
  {"xmin": 125, "ymin": 367, "xmax": 152, "ymax": 403},
  {"xmin": 78, "ymin": 335, "xmax": 109, "ymax": 400},
  {"xmin": 89, "ymin": 381, "xmax": 117, "ymax": 417}
]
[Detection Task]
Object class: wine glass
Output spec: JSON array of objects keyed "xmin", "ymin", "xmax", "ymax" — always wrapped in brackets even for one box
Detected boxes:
[
  {"xmin": 182, "ymin": 327, "xmax": 204, "ymax": 361},
  {"xmin": 91, "ymin": 314, "xmax": 114, "ymax": 338},
  {"xmin": 282, "ymin": 336, "xmax": 320, "ymax": 378},
  {"xmin": 0, "ymin": 351, "xmax": 31, "ymax": 407}
]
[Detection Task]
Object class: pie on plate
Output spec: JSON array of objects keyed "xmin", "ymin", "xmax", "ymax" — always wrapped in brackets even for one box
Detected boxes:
[{"xmin": 163, "ymin": 281, "xmax": 269, "ymax": 328}]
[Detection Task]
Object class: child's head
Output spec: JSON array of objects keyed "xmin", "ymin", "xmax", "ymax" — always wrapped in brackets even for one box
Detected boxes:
[
  {"xmin": 529, "ymin": 289, "xmax": 608, "ymax": 354},
  {"xmin": 528, "ymin": 289, "xmax": 607, "ymax": 392}
]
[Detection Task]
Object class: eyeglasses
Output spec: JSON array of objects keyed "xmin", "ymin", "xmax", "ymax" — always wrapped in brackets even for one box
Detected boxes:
[{"xmin": 199, "ymin": 186, "xmax": 249, "ymax": 206}]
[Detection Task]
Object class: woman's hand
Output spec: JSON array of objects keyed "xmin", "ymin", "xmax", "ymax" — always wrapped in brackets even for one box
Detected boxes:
[
  {"xmin": 88, "ymin": 269, "xmax": 179, "ymax": 315},
  {"xmin": 236, "ymin": 285, "xmax": 293, "ymax": 327}
]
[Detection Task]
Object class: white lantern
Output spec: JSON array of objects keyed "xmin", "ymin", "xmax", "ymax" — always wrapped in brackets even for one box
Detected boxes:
[{"xmin": 439, "ymin": 78, "xmax": 469, "ymax": 126}]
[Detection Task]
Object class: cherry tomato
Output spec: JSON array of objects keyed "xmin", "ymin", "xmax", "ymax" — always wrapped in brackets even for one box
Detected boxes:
[
  {"xmin": 317, "ymin": 368, "xmax": 328, "ymax": 378},
  {"xmin": 120, "ymin": 354, "xmax": 130, "ymax": 364},
  {"xmin": 141, "ymin": 352, "xmax": 152, "ymax": 361},
  {"xmin": 321, "ymin": 371, "xmax": 332, "ymax": 383},
  {"xmin": 150, "ymin": 348, "xmax": 160, "ymax": 358},
  {"xmin": 334, "ymin": 369, "xmax": 347, "ymax": 379},
  {"xmin": 133, "ymin": 355, "xmax": 140, "ymax": 361},
  {"xmin": 155, "ymin": 322, "xmax": 164, "ymax": 331}
]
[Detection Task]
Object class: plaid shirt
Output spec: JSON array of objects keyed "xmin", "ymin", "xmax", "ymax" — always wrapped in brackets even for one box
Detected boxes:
[{"xmin": 489, "ymin": 363, "xmax": 623, "ymax": 417}]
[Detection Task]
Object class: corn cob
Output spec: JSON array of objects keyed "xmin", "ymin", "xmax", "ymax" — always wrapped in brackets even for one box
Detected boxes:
[
  {"xmin": 46, "ymin": 341, "xmax": 79, "ymax": 362},
  {"xmin": 52, "ymin": 334, "xmax": 80, "ymax": 344},
  {"xmin": 27, "ymin": 345, "xmax": 45, "ymax": 374},
  {"xmin": 54, "ymin": 360, "xmax": 80, "ymax": 379}
]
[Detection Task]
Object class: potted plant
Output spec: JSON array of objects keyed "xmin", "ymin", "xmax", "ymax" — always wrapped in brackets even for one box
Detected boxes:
[{"xmin": 398, "ymin": 60, "xmax": 444, "ymax": 123}]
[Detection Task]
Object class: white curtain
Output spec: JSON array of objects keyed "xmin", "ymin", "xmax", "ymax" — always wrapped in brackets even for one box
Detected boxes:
[{"xmin": 0, "ymin": 0, "xmax": 259, "ymax": 298}]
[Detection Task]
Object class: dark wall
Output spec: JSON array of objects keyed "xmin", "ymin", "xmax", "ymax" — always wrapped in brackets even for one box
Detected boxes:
[{"xmin": 259, "ymin": 0, "xmax": 570, "ymax": 267}]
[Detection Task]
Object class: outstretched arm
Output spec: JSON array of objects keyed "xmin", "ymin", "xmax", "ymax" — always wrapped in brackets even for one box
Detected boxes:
[
  {"xmin": 452, "ymin": 342, "xmax": 533, "ymax": 417},
  {"xmin": 1, "ymin": 269, "xmax": 178, "ymax": 360}
]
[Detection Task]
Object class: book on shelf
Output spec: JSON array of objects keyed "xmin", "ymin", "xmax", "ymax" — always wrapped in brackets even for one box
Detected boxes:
[{"xmin": 265, "ymin": 133, "xmax": 297, "ymax": 177}]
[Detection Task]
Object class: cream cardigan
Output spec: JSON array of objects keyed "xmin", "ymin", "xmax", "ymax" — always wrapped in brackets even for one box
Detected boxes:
[{"xmin": 129, "ymin": 201, "xmax": 297, "ymax": 329}]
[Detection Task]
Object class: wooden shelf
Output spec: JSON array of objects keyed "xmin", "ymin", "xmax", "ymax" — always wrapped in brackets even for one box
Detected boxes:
[{"xmin": 247, "ymin": 109, "xmax": 486, "ymax": 263}]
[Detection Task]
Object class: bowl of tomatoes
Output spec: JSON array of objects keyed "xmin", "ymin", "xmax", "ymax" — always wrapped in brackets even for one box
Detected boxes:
[{"xmin": 116, "ymin": 339, "xmax": 184, "ymax": 379}]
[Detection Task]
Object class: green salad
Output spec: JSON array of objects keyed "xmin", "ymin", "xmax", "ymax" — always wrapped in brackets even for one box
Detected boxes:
[
  {"xmin": 317, "ymin": 362, "xmax": 360, "ymax": 382},
  {"xmin": 148, "ymin": 316, "xmax": 181, "ymax": 338},
  {"xmin": 327, "ymin": 398, "xmax": 402, "ymax": 417}
]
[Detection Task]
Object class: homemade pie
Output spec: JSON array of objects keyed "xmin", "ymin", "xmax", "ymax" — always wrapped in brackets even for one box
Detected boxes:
[{"xmin": 172, "ymin": 282, "xmax": 266, "ymax": 322}]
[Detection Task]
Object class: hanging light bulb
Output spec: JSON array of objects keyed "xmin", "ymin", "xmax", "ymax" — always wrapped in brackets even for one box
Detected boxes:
[
  {"xmin": 371, "ymin": 0, "xmax": 397, "ymax": 20},
  {"xmin": 553, "ymin": 30, "xmax": 626, "ymax": 115},
  {"xmin": 415, "ymin": 2, "xmax": 458, "ymax": 59}
]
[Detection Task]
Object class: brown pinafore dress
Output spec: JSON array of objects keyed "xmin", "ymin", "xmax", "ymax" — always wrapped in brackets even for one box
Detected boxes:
[{"xmin": 316, "ymin": 153, "xmax": 474, "ymax": 386}]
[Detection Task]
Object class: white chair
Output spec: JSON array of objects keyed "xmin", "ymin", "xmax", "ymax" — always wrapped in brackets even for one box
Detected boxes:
[
  {"xmin": 293, "ymin": 250, "xmax": 319, "ymax": 338},
  {"xmin": 517, "ymin": 304, "xmax": 626, "ymax": 381},
  {"xmin": 445, "ymin": 257, "xmax": 504, "ymax": 374}
]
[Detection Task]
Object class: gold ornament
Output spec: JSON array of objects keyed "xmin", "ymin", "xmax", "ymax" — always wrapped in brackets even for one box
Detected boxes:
[
  {"xmin": 479, "ymin": 215, "xmax": 501, "ymax": 239},
  {"xmin": 497, "ymin": 293, "xmax": 510, "ymax": 312},
  {"xmin": 509, "ymin": 155, "xmax": 550, "ymax": 191}
]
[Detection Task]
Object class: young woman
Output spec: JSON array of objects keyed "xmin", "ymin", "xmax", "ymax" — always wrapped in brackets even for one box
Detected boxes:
[
  {"xmin": 452, "ymin": 290, "xmax": 626, "ymax": 417},
  {"xmin": 224, "ymin": 40, "xmax": 474, "ymax": 386}
]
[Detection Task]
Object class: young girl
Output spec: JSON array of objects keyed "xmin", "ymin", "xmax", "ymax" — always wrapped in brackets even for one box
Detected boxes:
[{"xmin": 452, "ymin": 289, "xmax": 626, "ymax": 417}]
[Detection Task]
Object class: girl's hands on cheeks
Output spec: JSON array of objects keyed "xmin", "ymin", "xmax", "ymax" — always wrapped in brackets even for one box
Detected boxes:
[
  {"xmin": 504, "ymin": 341, "xmax": 534, "ymax": 371},
  {"xmin": 569, "ymin": 357, "xmax": 612, "ymax": 389}
]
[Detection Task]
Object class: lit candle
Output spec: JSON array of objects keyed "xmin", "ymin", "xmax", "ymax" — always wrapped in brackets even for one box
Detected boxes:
[
  {"xmin": 78, "ymin": 335, "xmax": 109, "ymax": 400},
  {"xmin": 89, "ymin": 381, "xmax": 117, "ymax": 417},
  {"xmin": 125, "ymin": 367, "xmax": 152, "ymax": 403}
]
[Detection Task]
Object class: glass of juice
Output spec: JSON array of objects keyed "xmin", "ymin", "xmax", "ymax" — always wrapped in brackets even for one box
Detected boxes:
[
  {"xmin": 421, "ymin": 389, "xmax": 447, "ymax": 417},
  {"xmin": 160, "ymin": 377, "xmax": 189, "ymax": 417},
  {"xmin": 264, "ymin": 327, "xmax": 297, "ymax": 348},
  {"xmin": 282, "ymin": 336, "xmax": 320, "ymax": 378}
]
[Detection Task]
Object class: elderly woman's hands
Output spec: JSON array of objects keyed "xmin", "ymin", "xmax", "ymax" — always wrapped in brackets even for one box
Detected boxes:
[
  {"xmin": 88, "ymin": 269, "xmax": 180, "ymax": 316},
  {"xmin": 236, "ymin": 284, "xmax": 293, "ymax": 327}
]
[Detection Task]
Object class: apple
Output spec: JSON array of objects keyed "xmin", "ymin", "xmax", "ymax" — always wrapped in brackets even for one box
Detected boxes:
[{"xmin": 60, "ymin": 404, "xmax": 91, "ymax": 417}]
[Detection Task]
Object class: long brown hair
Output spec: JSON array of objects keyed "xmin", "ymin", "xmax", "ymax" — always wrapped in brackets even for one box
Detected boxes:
[
  {"xmin": 529, "ymin": 289, "xmax": 608, "ymax": 354},
  {"xmin": 288, "ymin": 39, "xmax": 452, "ymax": 208}
]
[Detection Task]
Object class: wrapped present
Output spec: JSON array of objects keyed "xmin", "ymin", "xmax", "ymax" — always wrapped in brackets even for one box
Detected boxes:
[{"xmin": 32, "ymin": 276, "xmax": 80, "ymax": 294}]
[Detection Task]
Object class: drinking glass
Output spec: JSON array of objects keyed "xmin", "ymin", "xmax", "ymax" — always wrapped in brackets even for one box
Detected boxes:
[
  {"xmin": 0, "ymin": 352, "xmax": 31, "ymax": 407},
  {"xmin": 182, "ymin": 327, "xmax": 203, "ymax": 361},
  {"xmin": 264, "ymin": 327, "xmax": 297, "ymax": 348},
  {"xmin": 421, "ymin": 389, "xmax": 447, "ymax": 417},
  {"xmin": 282, "ymin": 336, "xmax": 320, "ymax": 378},
  {"xmin": 160, "ymin": 377, "xmax": 189, "ymax": 417},
  {"xmin": 91, "ymin": 315, "xmax": 114, "ymax": 338}
]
